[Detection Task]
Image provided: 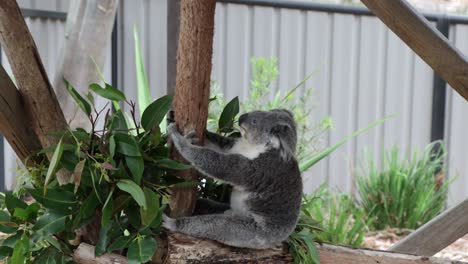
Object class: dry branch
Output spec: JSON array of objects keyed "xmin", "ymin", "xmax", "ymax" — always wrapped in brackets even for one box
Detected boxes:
[
  {"xmin": 169, "ymin": 0, "xmax": 217, "ymax": 217},
  {"xmin": 72, "ymin": 233, "xmax": 468, "ymax": 264},
  {"xmin": 0, "ymin": 0, "xmax": 68, "ymax": 155},
  {"xmin": 361, "ymin": 0, "xmax": 468, "ymax": 101},
  {"xmin": 0, "ymin": 65, "xmax": 41, "ymax": 164}
]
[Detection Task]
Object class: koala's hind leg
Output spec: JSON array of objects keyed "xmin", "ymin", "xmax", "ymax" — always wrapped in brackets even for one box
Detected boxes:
[
  {"xmin": 193, "ymin": 199, "xmax": 230, "ymax": 215},
  {"xmin": 163, "ymin": 213, "xmax": 271, "ymax": 249}
]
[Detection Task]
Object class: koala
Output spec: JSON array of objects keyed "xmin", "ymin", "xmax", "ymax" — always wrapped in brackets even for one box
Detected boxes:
[{"xmin": 163, "ymin": 109, "xmax": 303, "ymax": 249}]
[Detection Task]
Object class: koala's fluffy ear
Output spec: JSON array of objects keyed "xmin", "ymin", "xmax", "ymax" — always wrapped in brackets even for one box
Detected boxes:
[
  {"xmin": 270, "ymin": 123, "xmax": 291, "ymax": 135},
  {"xmin": 271, "ymin": 109, "xmax": 294, "ymax": 119}
]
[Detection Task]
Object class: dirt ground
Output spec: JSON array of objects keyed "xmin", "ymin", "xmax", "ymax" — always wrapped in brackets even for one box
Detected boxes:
[{"xmin": 364, "ymin": 230, "xmax": 468, "ymax": 262}]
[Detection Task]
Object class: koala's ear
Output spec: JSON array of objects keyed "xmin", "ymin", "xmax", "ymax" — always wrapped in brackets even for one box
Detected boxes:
[
  {"xmin": 270, "ymin": 123, "xmax": 290, "ymax": 135},
  {"xmin": 271, "ymin": 109, "xmax": 294, "ymax": 119}
]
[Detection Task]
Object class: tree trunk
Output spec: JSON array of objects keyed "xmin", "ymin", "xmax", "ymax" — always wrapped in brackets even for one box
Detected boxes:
[
  {"xmin": 0, "ymin": 0, "xmax": 68, "ymax": 153},
  {"xmin": 169, "ymin": 0, "xmax": 216, "ymax": 217},
  {"xmin": 53, "ymin": 0, "xmax": 119, "ymax": 129},
  {"xmin": 0, "ymin": 65, "xmax": 41, "ymax": 164}
]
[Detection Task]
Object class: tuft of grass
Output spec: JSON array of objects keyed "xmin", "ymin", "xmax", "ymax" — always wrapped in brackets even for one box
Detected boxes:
[{"xmin": 356, "ymin": 141, "xmax": 452, "ymax": 230}]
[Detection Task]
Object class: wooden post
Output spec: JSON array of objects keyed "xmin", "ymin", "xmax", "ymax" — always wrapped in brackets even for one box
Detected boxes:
[
  {"xmin": 0, "ymin": 66, "xmax": 41, "ymax": 164},
  {"xmin": 361, "ymin": 0, "xmax": 468, "ymax": 101},
  {"xmin": 169, "ymin": 0, "xmax": 216, "ymax": 217},
  {"xmin": 0, "ymin": 0, "xmax": 68, "ymax": 150},
  {"xmin": 390, "ymin": 199, "xmax": 468, "ymax": 256}
]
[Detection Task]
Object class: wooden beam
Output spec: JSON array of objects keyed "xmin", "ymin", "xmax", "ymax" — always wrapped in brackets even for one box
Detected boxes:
[
  {"xmin": 0, "ymin": 0, "xmax": 68, "ymax": 150},
  {"xmin": 72, "ymin": 234, "xmax": 468, "ymax": 264},
  {"xmin": 0, "ymin": 66, "xmax": 41, "ymax": 163},
  {"xmin": 361, "ymin": 0, "xmax": 468, "ymax": 101},
  {"xmin": 390, "ymin": 199, "xmax": 468, "ymax": 256},
  {"xmin": 170, "ymin": 0, "xmax": 216, "ymax": 217}
]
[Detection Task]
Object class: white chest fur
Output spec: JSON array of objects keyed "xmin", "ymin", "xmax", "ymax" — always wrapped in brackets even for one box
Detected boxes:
[
  {"xmin": 230, "ymin": 188, "xmax": 250, "ymax": 214},
  {"xmin": 228, "ymin": 138, "xmax": 267, "ymax": 159}
]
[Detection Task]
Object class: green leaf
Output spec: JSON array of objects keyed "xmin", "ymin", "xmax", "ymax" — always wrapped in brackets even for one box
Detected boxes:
[
  {"xmin": 89, "ymin": 83, "xmax": 126, "ymax": 102},
  {"xmin": 127, "ymin": 236, "xmax": 157, "ymax": 264},
  {"xmin": 155, "ymin": 158, "xmax": 192, "ymax": 170},
  {"xmin": 5, "ymin": 193, "xmax": 27, "ymax": 214},
  {"xmin": 114, "ymin": 133, "xmax": 141, "ymax": 157},
  {"xmin": 64, "ymin": 79, "xmax": 92, "ymax": 116},
  {"xmin": 95, "ymin": 222, "xmax": 112, "ymax": 256},
  {"xmin": 2, "ymin": 233, "xmax": 21, "ymax": 248},
  {"xmin": 29, "ymin": 188, "xmax": 77, "ymax": 213},
  {"xmin": 102, "ymin": 189, "xmax": 114, "ymax": 227},
  {"xmin": 0, "ymin": 211, "xmax": 17, "ymax": 233},
  {"xmin": 13, "ymin": 203, "xmax": 39, "ymax": 222},
  {"xmin": 140, "ymin": 187, "xmax": 159, "ymax": 226},
  {"xmin": 117, "ymin": 180, "xmax": 147, "ymax": 210},
  {"xmin": 109, "ymin": 135, "xmax": 116, "ymax": 158},
  {"xmin": 0, "ymin": 246, "xmax": 12, "ymax": 259},
  {"xmin": 299, "ymin": 115, "xmax": 395, "ymax": 172},
  {"xmin": 126, "ymin": 156, "xmax": 144, "ymax": 184},
  {"xmin": 44, "ymin": 138, "xmax": 64, "ymax": 192},
  {"xmin": 141, "ymin": 95, "xmax": 173, "ymax": 131},
  {"xmin": 218, "ymin": 96, "xmax": 239, "ymax": 132},
  {"xmin": 134, "ymin": 25, "xmax": 152, "ymax": 115},
  {"xmin": 108, "ymin": 235, "xmax": 133, "ymax": 253},
  {"xmin": 11, "ymin": 235, "xmax": 29, "ymax": 264},
  {"xmin": 33, "ymin": 212, "xmax": 67, "ymax": 235}
]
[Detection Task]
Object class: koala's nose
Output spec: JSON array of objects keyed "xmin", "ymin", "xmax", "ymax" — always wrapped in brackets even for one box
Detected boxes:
[{"xmin": 239, "ymin": 113, "xmax": 248, "ymax": 125}]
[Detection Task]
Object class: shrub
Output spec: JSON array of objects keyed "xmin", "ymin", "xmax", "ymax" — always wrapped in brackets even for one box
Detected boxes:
[{"xmin": 356, "ymin": 141, "xmax": 451, "ymax": 230}]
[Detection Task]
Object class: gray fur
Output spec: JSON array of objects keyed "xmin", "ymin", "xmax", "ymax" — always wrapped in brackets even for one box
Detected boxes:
[{"xmin": 163, "ymin": 109, "xmax": 302, "ymax": 249}]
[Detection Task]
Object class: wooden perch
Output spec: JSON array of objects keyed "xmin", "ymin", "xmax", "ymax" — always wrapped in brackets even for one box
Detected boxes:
[
  {"xmin": 361, "ymin": 0, "xmax": 468, "ymax": 101},
  {"xmin": 0, "ymin": 65, "xmax": 41, "ymax": 164},
  {"xmin": 72, "ymin": 233, "xmax": 468, "ymax": 264},
  {"xmin": 391, "ymin": 199, "xmax": 468, "ymax": 256},
  {"xmin": 169, "ymin": 0, "xmax": 216, "ymax": 217},
  {"xmin": 0, "ymin": 0, "xmax": 68, "ymax": 150}
]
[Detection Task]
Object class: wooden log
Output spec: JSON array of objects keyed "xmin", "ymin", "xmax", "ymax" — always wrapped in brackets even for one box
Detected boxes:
[
  {"xmin": 0, "ymin": 65, "xmax": 41, "ymax": 164},
  {"xmin": 73, "ymin": 243, "xmax": 127, "ymax": 264},
  {"xmin": 72, "ymin": 233, "xmax": 468, "ymax": 264},
  {"xmin": 169, "ymin": 0, "xmax": 216, "ymax": 217},
  {"xmin": 361, "ymin": 0, "xmax": 468, "ymax": 101},
  {"xmin": 0, "ymin": 1, "xmax": 68, "ymax": 151},
  {"xmin": 53, "ymin": 0, "xmax": 118, "ymax": 129},
  {"xmin": 390, "ymin": 198, "xmax": 468, "ymax": 256}
]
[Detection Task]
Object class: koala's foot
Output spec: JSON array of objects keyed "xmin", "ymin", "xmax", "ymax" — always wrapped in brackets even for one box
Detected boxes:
[{"xmin": 162, "ymin": 214, "xmax": 177, "ymax": 231}]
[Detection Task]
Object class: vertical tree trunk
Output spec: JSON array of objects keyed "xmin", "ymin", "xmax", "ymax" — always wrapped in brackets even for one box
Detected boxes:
[
  {"xmin": 54, "ymin": 0, "xmax": 119, "ymax": 129},
  {"xmin": 0, "ymin": 0, "xmax": 68, "ymax": 176},
  {"xmin": 170, "ymin": 0, "xmax": 216, "ymax": 217}
]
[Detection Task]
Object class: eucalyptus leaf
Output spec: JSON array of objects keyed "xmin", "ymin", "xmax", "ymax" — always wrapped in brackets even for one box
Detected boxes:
[
  {"xmin": 0, "ymin": 211, "xmax": 17, "ymax": 233},
  {"xmin": 117, "ymin": 180, "xmax": 147, "ymax": 210},
  {"xmin": 64, "ymin": 79, "xmax": 92, "ymax": 116},
  {"xmin": 95, "ymin": 222, "xmax": 112, "ymax": 256},
  {"xmin": 44, "ymin": 138, "xmax": 64, "ymax": 192},
  {"xmin": 155, "ymin": 158, "xmax": 192, "ymax": 170},
  {"xmin": 89, "ymin": 83, "xmax": 126, "ymax": 102},
  {"xmin": 108, "ymin": 235, "xmax": 133, "ymax": 253},
  {"xmin": 29, "ymin": 188, "xmax": 77, "ymax": 213},
  {"xmin": 127, "ymin": 236, "xmax": 157, "ymax": 264},
  {"xmin": 73, "ymin": 160, "xmax": 86, "ymax": 194},
  {"xmin": 125, "ymin": 156, "xmax": 144, "ymax": 184},
  {"xmin": 5, "ymin": 193, "xmax": 27, "ymax": 214},
  {"xmin": 102, "ymin": 189, "xmax": 114, "ymax": 227},
  {"xmin": 140, "ymin": 187, "xmax": 159, "ymax": 226},
  {"xmin": 0, "ymin": 246, "xmax": 12, "ymax": 259},
  {"xmin": 141, "ymin": 95, "xmax": 173, "ymax": 131},
  {"xmin": 134, "ymin": 26, "xmax": 152, "ymax": 115},
  {"xmin": 33, "ymin": 212, "xmax": 67, "ymax": 235},
  {"xmin": 114, "ymin": 133, "xmax": 141, "ymax": 157},
  {"xmin": 11, "ymin": 235, "xmax": 29, "ymax": 264},
  {"xmin": 218, "ymin": 96, "xmax": 239, "ymax": 132}
]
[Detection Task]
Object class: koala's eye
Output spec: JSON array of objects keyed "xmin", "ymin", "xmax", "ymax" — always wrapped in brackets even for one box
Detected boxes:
[{"xmin": 251, "ymin": 119, "xmax": 257, "ymax": 125}]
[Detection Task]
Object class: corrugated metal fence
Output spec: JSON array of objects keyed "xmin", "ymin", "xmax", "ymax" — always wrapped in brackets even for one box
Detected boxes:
[{"xmin": 2, "ymin": 0, "xmax": 468, "ymax": 206}]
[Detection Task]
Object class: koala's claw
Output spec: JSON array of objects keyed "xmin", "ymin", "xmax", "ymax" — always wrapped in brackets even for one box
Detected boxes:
[{"xmin": 162, "ymin": 214, "xmax": 177, "ymax": 231}]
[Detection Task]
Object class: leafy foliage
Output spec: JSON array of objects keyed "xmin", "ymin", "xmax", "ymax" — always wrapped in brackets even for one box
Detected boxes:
[{"xmin": 356, "ymin": 141, "xmax": 451, "ymax": 230}]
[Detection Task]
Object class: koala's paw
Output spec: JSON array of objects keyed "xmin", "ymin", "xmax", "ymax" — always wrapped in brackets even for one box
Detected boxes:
[
  {"xmin": 185, "ymin": 130, "xmax": 199, "ymax": 144},
  {"xmin": 162, "ymin": 214, "xmax": 177, "ymax": 231}
]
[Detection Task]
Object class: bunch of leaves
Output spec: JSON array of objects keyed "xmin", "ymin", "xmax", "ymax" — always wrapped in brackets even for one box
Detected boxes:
[
  {"xmin": 356, "ymin": 141, "xmax": 452, "ymax": 230},
  {"xmin": 0, "ymin": 27, "xmax": 187, "ymax": 264}
]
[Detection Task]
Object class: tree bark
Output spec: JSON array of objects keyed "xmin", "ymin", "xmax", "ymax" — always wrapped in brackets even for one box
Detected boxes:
[
  {"xmin": 169, "ymin": 0, "xmax": 216, "ymax": 217},
  {"xmin": 0, "ymin": 65, "xmax": 41, "ymax": 164},
  {"xmin": 0, "ymin": 0, "xmax": 68, "ymax": 152},
  {"xmin": 53, "ymin": 0, "xmax": 118, "ymax": 129}
]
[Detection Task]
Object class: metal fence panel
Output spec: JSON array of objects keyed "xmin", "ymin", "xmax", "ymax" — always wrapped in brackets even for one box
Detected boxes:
[
  {"xmin": 17, "ymin": 0, "xmax": 70, "ymax": 12},
  {"xmin": 446, "ymin": 24, "xmax": 468, "ymax": 207}
]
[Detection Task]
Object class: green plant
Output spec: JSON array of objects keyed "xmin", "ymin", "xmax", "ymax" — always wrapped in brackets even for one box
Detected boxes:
[{"xmin": 357, "ymin": 141, "xmax": 452, "ymax": 230}]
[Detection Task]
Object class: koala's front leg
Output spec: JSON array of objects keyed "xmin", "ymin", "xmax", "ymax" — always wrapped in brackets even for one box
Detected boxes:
[{"xmin": 167, "ymin": 124, "xmax": 252, "ymax": 186}]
